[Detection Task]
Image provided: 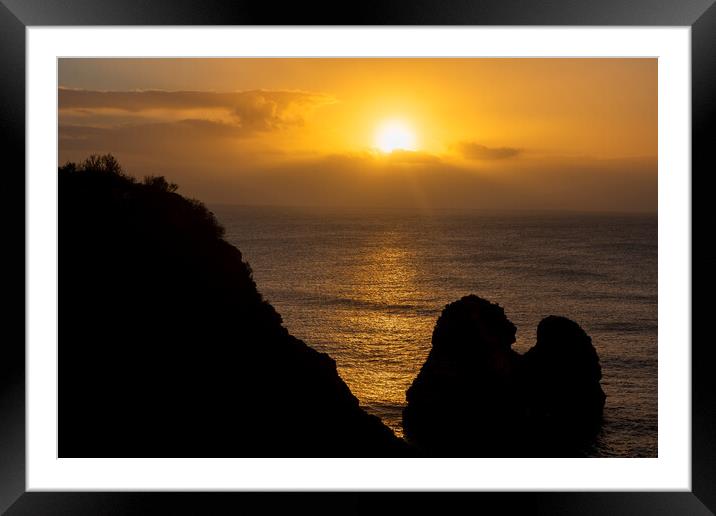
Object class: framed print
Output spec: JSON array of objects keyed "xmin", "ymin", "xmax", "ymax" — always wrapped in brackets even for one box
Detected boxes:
[{"xmin": 3, "ymin": 0, "xmax": 715, "ymax": 514}]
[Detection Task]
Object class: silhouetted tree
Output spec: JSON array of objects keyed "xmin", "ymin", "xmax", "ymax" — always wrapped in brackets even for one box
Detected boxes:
[
  {"xmin": 81, "ymin": 153, "xmax": 125, "ymax": 176},
  {"xmin": 143, "ymin": 175, "xmax": 178, "ymax": 193}
]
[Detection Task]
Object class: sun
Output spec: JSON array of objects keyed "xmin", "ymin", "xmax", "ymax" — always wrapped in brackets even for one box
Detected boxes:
[{"xmin": 374, "ymin": 120, "xmax": 417, "ymax": 153}]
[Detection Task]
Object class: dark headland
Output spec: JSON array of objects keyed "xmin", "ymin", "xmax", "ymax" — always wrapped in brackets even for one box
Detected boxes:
[{"xmin": 59, "ymin": 155, "xmax": 605, "ymax": 457}]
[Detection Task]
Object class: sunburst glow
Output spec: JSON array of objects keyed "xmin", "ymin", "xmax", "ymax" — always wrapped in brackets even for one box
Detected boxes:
[{"xmin": 374, "ymin": 120, "xmax": 417, "ymax": 153}]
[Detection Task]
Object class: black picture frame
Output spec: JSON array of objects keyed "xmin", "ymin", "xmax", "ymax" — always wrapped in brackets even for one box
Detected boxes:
[{"xmin": 2, "ymin": 1, "xmax": 714, "ymax": 514}]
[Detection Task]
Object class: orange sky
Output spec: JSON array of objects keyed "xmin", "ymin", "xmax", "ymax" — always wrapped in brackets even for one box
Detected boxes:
[{"xmin": 58, "ymin": 58, "xmax": 657, "ymax": 212}]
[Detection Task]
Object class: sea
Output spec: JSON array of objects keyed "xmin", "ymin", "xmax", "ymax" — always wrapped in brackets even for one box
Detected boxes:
[{"xmin": 214, "ymin": 205, "xmax": 658, "ymax": 457}]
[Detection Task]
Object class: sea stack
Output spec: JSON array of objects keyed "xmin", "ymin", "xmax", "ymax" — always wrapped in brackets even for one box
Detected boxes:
[
  {"xmin": 403, "ymin": 295, "xmax": 606, "ymax": 457},
  {"xmin": 402, "ymin": 295, "xmax": 525, "ymax": 456},
  {"xmin": 522, "ymin": 315, "xmax": 606, "ymax": 453}
]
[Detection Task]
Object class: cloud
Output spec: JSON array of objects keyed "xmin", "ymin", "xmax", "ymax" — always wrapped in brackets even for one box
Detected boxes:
[
  {"xmin": 58, "ymin": 119, "xmax": 258, "ymax": 166},
  {"xmin": 456, "ymin": 141, "xmax": 521, "ymax": 160},
  {"xmin": 317, "ymin": 150, "xmax": 443, "ymax": 167},
  {"xmin": 58, "ymin": 88, "xmax": 337, "ymax": 161},
  {"xmin": 384, "ymin": 150, "xmax": 442, "ymax": 164},
  {"xmin": 216, "ymin": 152, "xmax": 656, "ymax": 213},
  {"xmin": 225, "ymin": 152, "xmax": 496, "ymax": 212},
  {"xmin": 58, "ymin": 88, "xmax": 336, "ymax": 132}
]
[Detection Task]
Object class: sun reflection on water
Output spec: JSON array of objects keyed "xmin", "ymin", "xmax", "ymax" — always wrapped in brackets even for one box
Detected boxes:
[{"xmin": 333, "ymin": 233, "xmax": 432, "ymax": 437}]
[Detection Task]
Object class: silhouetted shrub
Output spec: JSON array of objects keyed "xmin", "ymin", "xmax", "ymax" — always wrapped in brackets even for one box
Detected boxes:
[
  {"xmin": 143, "ymin": 175, "xmax": 179, "ymax": 193},
  {"xmin": 81, "ymin": 153, "xmax": 126, "ymax": 176}
]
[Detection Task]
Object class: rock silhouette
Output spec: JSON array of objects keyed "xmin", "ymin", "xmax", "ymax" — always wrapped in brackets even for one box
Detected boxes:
[
  {"xmin": 403, "ymin": 295, "xmax": 605, "ymax": 457},
  {"xmin": 59, "ymin": 155, "xmax": 406, "ymax": 457},
  {"xmin": 60, "ymin": 155, "xmax": 606, "ymax": 458},
  {"xmin": 402, "ymin": 295, "xmax": 526, "ymax": 456},
  {"xmin": 522, "ymin": 316, "xmax": 606, "ymax": 454}
]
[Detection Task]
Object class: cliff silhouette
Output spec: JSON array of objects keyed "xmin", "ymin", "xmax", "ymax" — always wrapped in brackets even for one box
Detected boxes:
[
  {"xmin": 403, "ymin": 295, "xmax": 606, "ymax": 457},
  {"xmin": 60, "ymin": 155, "xmax": 605, "ymax": 458},
  {"xmin": 59, "ymin": 155, "xmax": 406, "ymax": 457}
]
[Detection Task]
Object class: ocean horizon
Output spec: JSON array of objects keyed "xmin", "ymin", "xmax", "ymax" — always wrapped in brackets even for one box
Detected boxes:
[{"xmin": 214, "ymin": 204, "xmax": 658, "ymax": 457}]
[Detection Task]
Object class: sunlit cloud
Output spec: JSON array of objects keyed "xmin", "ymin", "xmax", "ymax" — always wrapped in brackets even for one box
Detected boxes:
[
  {"xmin": 59, "ymin": 87, "xmax": 337, "ymax": 132},
  {"xmin": 455, "ymin": 141, "xmax": 522, "ymax": 160}
]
